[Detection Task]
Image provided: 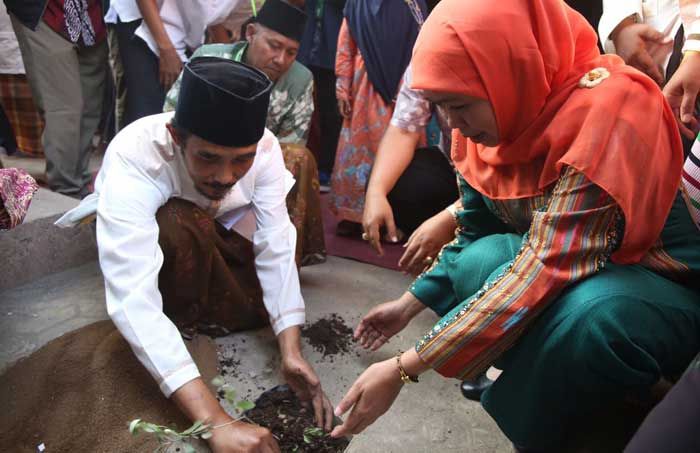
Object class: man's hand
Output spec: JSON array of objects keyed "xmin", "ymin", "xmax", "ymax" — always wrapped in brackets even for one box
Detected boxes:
[
  {"xmin": 663, "ymin": 51, "xmax": 700, "ymax": 139},
  {"xmin": 354, "ymin": 293, "xmax": 425, "ymax": 351},
  {"xmin": 158, "ymin": 45, "xmax": 183, "ymax": 90},
  {"xmin": 208, "ymin": 417, "xmax": 280, "ymax": 453},
  {"xmin": 362, "ymin": 192, "xmax": 399, "ymax": 256},
  {"xmin": 171, "ymin": 378, "xmax": 279, "ymax": 452},
  {"xmin": 398, "ymin": 208, "xmax": 457, "ymax": 276},
  {"xmin": 278, "ymin": 327, "xmax": 334, "ymax": 431},
  {"xmin": 612, "ymin": 22, "xmax": 673, "ymax": 85}
]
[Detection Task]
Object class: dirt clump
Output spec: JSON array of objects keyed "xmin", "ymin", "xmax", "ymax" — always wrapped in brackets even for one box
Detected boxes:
[
  {"xmin": 301, "ymin": 314, "xmax": 356, "ymax": 358},
  {"xmin": 245, "ymin": 385, "xmax": 349, "ymax": 452}
]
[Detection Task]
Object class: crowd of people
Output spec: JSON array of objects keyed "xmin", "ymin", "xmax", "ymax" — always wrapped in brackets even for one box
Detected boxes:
[{"xmin": 1, "ymin": 0, "xmax": 700, "ymax": 452}]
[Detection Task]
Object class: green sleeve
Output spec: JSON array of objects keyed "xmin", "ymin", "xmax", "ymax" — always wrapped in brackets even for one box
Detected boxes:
[{"xmin": 409, "ymin": 176, "xmax": 509, "ymax": 316}]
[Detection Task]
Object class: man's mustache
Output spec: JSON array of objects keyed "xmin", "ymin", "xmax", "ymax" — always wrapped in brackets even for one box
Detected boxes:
[{"xmin": 205, "ymin": 182, "xmax": 234, "ymax": 191}]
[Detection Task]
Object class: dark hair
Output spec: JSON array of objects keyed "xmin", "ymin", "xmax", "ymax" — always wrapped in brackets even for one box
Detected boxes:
[{"xmin": 169, "ymin": 117, "xmax": 192, "ymax": 145}]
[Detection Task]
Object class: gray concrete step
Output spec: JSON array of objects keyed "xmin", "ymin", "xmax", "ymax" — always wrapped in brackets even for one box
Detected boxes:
[
  {"xmin": 0, "ymin": 188, "xmax": 98, "ymax": 290},
  {"xmin": 0, "ymin": 261, "xmax": 106, "ymax": 372}
]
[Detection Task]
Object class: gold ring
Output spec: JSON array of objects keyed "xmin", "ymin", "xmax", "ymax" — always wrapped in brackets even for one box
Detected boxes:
[{"xmin": 361, "ymin": 232, "xmax": 369, "ymax": 241}]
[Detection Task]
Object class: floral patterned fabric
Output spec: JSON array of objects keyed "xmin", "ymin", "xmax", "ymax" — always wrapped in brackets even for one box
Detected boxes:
[
  {"xmin": 329, "ymin": 19, "xmax": 397, "ymax": 223},
  {"xmin": 0, "ymin": 168, "xmax": 38, "ymax": 229},
  {"xmin": 282, "ymin": 143, "xmax": 327, "ymax": 266}
]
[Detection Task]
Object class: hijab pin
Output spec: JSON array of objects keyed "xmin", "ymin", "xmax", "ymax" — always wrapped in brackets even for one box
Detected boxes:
[{"xmin": 578, "ymin": 67, "xmax": 610, "ymax": 89}]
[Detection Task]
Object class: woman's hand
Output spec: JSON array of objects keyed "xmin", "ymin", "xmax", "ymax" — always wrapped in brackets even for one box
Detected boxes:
[
  {"xmin": 355, "ymin": 293, "xmax": 425, "ymax": 351},
  {"xmin": 338, "ymin": 98, "xmax": 352, "ymax": 118},
  {"xmin": 362, "ymin": 192, "xmax": 399, "ymax": 255},
  {"xmin": 399, "ymin": 209, "xmax": 457, "ymax": 276},
  {"xmin": 330, "ymin": 358, "xmax": 404, "ymax": 438}
]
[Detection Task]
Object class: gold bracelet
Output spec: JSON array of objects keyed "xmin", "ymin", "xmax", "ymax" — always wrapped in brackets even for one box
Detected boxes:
[
  {"xmin": 396, "ymin": 353, "xmax": 419, "ymax": 384},
  {"xmin": 683, "ymin": 49, "xmax": 700, "ymax": 62}
]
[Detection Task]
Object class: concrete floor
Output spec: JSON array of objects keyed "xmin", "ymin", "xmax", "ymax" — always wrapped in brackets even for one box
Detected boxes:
[{"xmin": 0, "ymin": 256, "xmax": 511, "ymax": 452}]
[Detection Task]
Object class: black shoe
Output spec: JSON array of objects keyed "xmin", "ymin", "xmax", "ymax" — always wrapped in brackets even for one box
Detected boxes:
[{"xmin": 460, "ymin": 373, "xmax": 493, "ymax": 401}]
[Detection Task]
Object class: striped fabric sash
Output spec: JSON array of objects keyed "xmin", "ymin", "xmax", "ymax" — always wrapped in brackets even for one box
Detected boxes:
[{"xmin": 682, "ymin": 135, "xmax": 700, "ymax": 231}]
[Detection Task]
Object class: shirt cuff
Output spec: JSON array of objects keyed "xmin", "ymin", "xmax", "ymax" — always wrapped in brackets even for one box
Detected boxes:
[
  {"xmin": 159, "ymin": 362, "xmax": 201, "ymax": 397},
  {"xmin": 270, "ymin": 309, "xmax": 306, "ymax": 335},
  {"xmin": 682, "ymin": 38, "xmax": 700, "ymax": 53}
]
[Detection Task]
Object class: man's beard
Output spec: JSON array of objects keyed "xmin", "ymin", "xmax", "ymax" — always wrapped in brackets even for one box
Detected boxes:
[{"xmin": 195, "ymin": 182, "xmax": 234, "ymax": 200}]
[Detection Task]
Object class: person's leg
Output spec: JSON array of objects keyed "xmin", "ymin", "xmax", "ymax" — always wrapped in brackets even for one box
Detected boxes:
[
  {"xmin": 624, "ymin": 352, "xmax": 700, "ymax": 453},
  {"xmin": 107, "ymin": 25, "xmax": 126, "ymax": 133},
  {"xmin": 76, "ymin": 40, "xmax": 108, "ymax": 197},
  {"xmin": 313, "ymin": 66, "xmax": 342, "ymax": 183},
  {"xmin": 482, "ymin": 264, "xmax": 700, "ymax": 451},
  {"xmin": 156, "ymin": 198, "xmax": 269, "ymax": 337},
  {"xmin": 387, "ymin": 147, "xmax": 459, "ymax": 235},
  {"xmin": 11, "ymin": 15, "xmax": 85, "ymax": 196},
  {"xmin": 0, "ymin": 101, "xmax": 17, "ymax": 155},
  {"xmin": 114, "ymin": 19, "xmax": 165, "ymax": 127},
  {"xmin": 281, "ymin": 143, "xmax": 327, "ymax": 266}
]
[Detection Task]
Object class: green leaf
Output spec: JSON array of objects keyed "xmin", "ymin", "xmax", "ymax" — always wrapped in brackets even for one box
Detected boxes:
[
  {"xmin": 182, "ymin": 420, "xmax": 204, "ymax": 436},
  {"xmin": 141, "ymin": 423, "xmax": 158, "ymax": 433},
  {"xmin": 211, "ymin": 376, "xmax": 225, "ymax": 388},
  {"xmin": 200, "ymin": 431, "xmax": 213, "ymax": 440},
  {"xmin": 128, "ymin": 419, "xmax": 141, "ymax": 434},
  {"xmin": 224, "ymin": 388, "xmax": 237, "ymax": 403},
  {"xmin": 236, "ymin": 400, "xmax": 255, "ymax": 411},
  {"xmin": 303, "ymin": 434, "xmax": 312, "ymax": 444}
]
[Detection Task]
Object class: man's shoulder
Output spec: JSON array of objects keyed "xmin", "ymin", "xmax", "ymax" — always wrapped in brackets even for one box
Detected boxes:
[
  {"xmin": 278, "ymin": 61, "xmax": 313, "ymax": 97},
  {"xmin": 107, "ymin": 113, "xmax": 178, "ymax": 171},
  {"xmin": 192, "ymin": 43, "xmax": 241, "ymax": 60}
]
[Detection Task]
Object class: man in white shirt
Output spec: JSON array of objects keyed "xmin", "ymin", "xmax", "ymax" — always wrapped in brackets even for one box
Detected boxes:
[
  {"xmin": 105, "ymin": 0, "xmax": 236, "ymax": 128},
  {"xmin": 58, "ymin": 57, "xmax": 333, "ymax": 452},
  {"xmin": 599, "ymin": 0, "xmax": 699, "ymax": 143}
]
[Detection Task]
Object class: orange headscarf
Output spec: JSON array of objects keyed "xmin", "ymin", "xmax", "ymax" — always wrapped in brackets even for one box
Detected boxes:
[{"xmin": 411, "ymin": 0, "xmax": 684, "ymax": 264}]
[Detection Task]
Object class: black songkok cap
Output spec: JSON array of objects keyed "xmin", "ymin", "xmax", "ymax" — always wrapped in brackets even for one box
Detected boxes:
[
  {"xmin": 255, "ymin": 0, "xmax": 308, "ymax": 42},
  {"xmin": 174, "ymin": 57, "xmax": 273, "ymax": 147}
]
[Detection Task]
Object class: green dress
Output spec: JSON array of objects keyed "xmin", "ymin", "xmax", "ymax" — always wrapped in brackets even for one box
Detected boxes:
[{"xmin": 410, "ymin": 168, "xmax": 700, "ymax": 450}]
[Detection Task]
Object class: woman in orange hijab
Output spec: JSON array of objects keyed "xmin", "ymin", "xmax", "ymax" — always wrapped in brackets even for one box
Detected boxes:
[{"xmin": 330, "ymin": 0, "xmax": 700, "ymax": 450}]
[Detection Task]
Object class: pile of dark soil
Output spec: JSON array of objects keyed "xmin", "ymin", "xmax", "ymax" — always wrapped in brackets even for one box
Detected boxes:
[
  {"xmin": 245, "ymin": 385, "xmax": 349, "ymax": 452},
  {"xmin": 301, "ymin": 314, "xmax": 356, "ymax": 358}
]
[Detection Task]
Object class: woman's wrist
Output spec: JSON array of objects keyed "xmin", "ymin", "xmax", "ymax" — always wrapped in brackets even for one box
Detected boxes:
[
  {"xmin": 398, "ymin": 348, "xmax": 430, "ymax": 378},
  {"xmin": 400, "ymin": 292, "xmax": 426, "ymax": 319}
]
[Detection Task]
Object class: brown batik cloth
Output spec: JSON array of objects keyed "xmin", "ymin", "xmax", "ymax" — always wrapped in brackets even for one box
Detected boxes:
[
  {"xmin": 157, "ymin": 198, "xmax": 269, "ymax": 338},
  {"xmin": 0, "ymin": 74, "xmax": 44, "ymax": 157},
  {"xmin": 281, "ymin": 143, "xmax": 327, "ymax": 266}
]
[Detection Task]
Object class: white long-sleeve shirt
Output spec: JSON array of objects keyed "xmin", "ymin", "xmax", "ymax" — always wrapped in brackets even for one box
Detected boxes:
[
  {"xmin": 57, "ymin": 112, "xmax": 305, "ymax": 396},
  {"xmin": 105, "ymin": 0, "xmax": 236, "ymax": 61},
  {"xmin": 599, "ymin": 0, "xmax": 700, "ymax": 66}
]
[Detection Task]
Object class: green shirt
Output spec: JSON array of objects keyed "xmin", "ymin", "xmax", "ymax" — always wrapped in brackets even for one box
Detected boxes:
[{"xmin": 164, "ymin": 42, "xmax": 315, "ymax": 145}]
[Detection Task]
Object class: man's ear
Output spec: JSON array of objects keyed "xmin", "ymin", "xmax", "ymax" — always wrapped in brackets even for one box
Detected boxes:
[
  {"xmin": 165, "ymin": 122, "xmax": 181, "ymax": 147},
  {"xmin": 245, "ymin": 23, "xmax": 257, "ymax": 42}
]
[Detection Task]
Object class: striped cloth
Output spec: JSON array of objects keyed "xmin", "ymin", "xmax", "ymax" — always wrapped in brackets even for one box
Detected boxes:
[
  {"xmin": 0, "ymin": 74, "xmax": 44, "ymax": 157},
  {"xmin": 414, "ymin": 167, "xmax": 623, "ymax": 379},
  {"xmin": 682, "ymin": 133, "xmax": 700, "ymax": 230}
]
